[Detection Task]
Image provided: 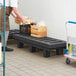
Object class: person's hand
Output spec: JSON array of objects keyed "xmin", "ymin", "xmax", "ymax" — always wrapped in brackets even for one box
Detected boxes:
[
  {"xmin": 15, "ymin": 16, "xmax": 22, "ymax": 24},
  {"xmin": 21, "ymin": 16, "xmax": 27, "ymax": 25},
  {"xmin": 15, "ymin": 16, "xmax": 27, "ymax": 25},
  {"xmin": 21, "ymin": 16, "xmax": 31, "ymax": 25},
  {"xmin": 24, "ymin": 17, "xmax": 35, "ymax": 24}
]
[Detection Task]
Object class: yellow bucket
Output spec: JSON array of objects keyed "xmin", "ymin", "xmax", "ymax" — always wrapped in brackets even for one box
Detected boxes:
[{"xmin": 68, "ymin": 44, "xmax": 72, "ymax": 55}]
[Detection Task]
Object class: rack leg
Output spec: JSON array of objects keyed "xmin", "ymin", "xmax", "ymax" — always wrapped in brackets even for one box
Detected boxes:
[
  {"xmin": 43, "ymin": 49, "xmax": 50, "ymax": 57},
  {"xmin": 29, "ymin": 46, "xmax": 37, "ymax": 52},
  {"xmin": 56, "ymin": 48, "xmax": 63, "ymax": 55},
  {"xmin": 17, "ymin": 42, "xmax": 24, "ymax": 48}
]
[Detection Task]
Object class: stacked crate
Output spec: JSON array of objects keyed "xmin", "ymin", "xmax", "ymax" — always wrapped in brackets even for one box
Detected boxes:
[{"xmin": 31, "ymin": 25, "xmax": 47, "ymax": 37}]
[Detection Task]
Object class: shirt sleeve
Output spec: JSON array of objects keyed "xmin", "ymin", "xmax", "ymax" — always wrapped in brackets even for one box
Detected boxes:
[{"xmin": 10, "ymin": 0, "xmax": 18, "ymax": 8}]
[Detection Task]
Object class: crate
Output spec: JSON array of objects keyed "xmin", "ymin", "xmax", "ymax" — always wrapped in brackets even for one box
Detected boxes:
[
  {"xmin": 20, "ymin": 24, "xmax": 31, "ymax": 35},
  {"xmin": 31, "ymin": 25, "xmax": 47, "ymax": 37}
]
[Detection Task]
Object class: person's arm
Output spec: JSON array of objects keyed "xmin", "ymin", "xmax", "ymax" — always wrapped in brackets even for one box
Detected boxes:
[
  {"xmin": 11, "ymin": 11, "xmax": 17, "ymax": 18},
  {"xmin": 12, "ymin": 7, "xmax": 22, "ymax": 19},
  {"xmin": 12, "ymin": 7, "xmax": 26, "ymax": 24}
]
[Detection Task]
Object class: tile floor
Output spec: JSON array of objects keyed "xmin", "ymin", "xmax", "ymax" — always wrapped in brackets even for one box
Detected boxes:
[{"xmin": 0, "ymin": 43, "xmax": 76, "ymax": 76}]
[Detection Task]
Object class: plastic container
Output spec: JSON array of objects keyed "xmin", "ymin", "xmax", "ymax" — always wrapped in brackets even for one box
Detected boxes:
[
  {"xmin": 72, "ymin": 44, "xmax": 76, "ymax": 56},
  {"xmin": 20, "ymin": 23, "xmax": 36, "ymax": 36},
  {"xmin": 68, "ymin": 44, "xmax": 72, "ymax": 55},
  {"xmin": 0, "ymin": 43, "xmax": 2, "ymax": 64},
  {"xmin": 20, "ymin": 24, "xmax": 31, "ymax": 35}
]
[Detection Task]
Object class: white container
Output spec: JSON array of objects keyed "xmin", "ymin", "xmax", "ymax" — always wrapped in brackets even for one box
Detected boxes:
[
  {"xmin": 0, "ymin": 43, "xmax": 2, "ymax": 64},
  {"xmin": 72, "ymin": 44, "xmax": 76, "ymax": 56}
]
